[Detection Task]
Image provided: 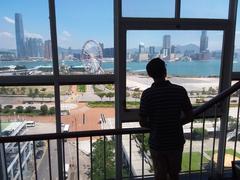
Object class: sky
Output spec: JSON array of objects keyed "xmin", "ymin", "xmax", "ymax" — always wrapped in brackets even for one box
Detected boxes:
[{"xmin": 0, "ymin": 0, "xmax": 239, "ymax": 51}]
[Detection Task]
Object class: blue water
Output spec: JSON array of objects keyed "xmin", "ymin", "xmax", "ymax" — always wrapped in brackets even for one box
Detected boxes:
[{"xmin": 1, "ymin": 59, "xmax": 240, "ymax": 77}]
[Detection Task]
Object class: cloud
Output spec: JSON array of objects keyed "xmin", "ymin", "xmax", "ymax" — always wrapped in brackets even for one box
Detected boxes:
[
  {"xmin": 3, "ymin": 16, "xmax": 15, "ymax": 24},
  {"xmin": 62, "ymin": 30, "xmax": 71, "ymax": 37},
  {"xmin": 25, "ymin": 32, "xmax": 43, "ymax": 39},
  {"xmin": 0, "ymin": 31, "xmax": 14, "ymax": 38}
]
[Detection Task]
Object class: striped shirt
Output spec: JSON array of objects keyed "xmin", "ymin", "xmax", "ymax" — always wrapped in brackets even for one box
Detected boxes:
[{"xmin": 140, "ymin": 80, "xmax": 192, "ymax": 151}]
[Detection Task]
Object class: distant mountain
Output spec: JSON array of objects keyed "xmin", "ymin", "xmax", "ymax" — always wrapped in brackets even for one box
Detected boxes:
[
  {"xmin": 58, "ymin": 47, "xmax": 81, "ymax": 54},
  {"xmin": 175, "ymin": 44, "xmax": 199, "ymax": 54},
  {"xmin": 127, "ymin": 44, "xmax": 199, "ymax": 54}
]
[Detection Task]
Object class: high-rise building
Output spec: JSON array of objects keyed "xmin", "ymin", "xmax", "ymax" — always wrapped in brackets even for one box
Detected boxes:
[
  {"xmin": 139, "ymin": 42, "xmax": 145, "ymax": 53},
  {"xmin": 200, "ymin": 30, "xmax": 208, "ymax": 53},
  {"xmin": 149, "ymin": 46, "xmax": 155, "ymax": 59},
  {"xmin": 149, "ymin": 46, "xmax": 155, "ymax": 55},
  {"xmin": 171, "ymin": 45, "xmax": 176, "ymax": 54},
  {"xmin": 99, "ymin": 43, "xmax": 104, "ymax": 52},
  {"xmin": 44, "ymin": 40, "xmax": 52, "ymax": 59},
  {"xmin": 68, "ymin": 46, "xmax": 72, "ymax": 55},
  {"xmin": 103, "ymin": 48, "xmax": 114, "ymax": 58},
  {"xmin": 25, "ymin": 38, "xmax": 43, "ymax": 57},
  {"xmin": 15, "ymin": 13, "xmax": 25, "ymax": 58},
  {"xmin": 162, "ymin": 35, "xmax": 171, "ymax": 59}
]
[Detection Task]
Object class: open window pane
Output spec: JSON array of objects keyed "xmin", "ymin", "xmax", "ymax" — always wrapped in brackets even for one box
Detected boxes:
[
  {"xmin": 233, "ymin": 1, "xmax": 240, "ymax": 72},
  {"xmin": 55, "ymin": 0, "xmax": 114, "ymax": 75},
  {"xmin": 181, "ymin": 0, "xmax": 229, "ymax": 19},
  {"xmin": 0, "ymin": 1, "xmax": 53, "ymax": 76},
  {"xmin": 60, "ymin": 84, "xmax": 115, "ymax": 132},
  {"xmin": 0, "ymin": 86, "xmax": 56, "ymax": 136},
  {"xmin": 126, "ymin": 30, "xmax": 223, "ymax": 109},
  {"xmin": 122, "ymin": 0, "xmax": 175, "ymax": 18}
]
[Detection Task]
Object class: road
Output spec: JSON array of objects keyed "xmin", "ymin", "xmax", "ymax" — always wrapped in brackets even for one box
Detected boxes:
[{"xmin": 36, "ymin": 140, "xmax": 90, "ymax": 180}]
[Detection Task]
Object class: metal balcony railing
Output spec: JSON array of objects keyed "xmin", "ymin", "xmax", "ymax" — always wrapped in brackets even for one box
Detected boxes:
[{"xmin": 1, "ymin": 81, "xmax": 240, "ymax": 180}]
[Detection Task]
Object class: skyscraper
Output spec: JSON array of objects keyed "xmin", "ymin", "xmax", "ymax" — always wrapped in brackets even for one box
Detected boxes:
[
  {"xmin": 44, "ymin": 40, "xmax": 52, "ymax": 59},
  {"xmin": 15, "ymin": 13, "xmax": 25, "ymax": 58},
  {"xmin": 149, "ymin": 46, "xmax": 155, "ymax": 59},
  {"xmin": 25, "ymin": 38, "xmax": 44, "ymax": 57},
  {"xmin": 162, "ymin": 35, "xmax": 171, "ymax": 59},
  {"xmin": 163, "ymin": 35, "xmax": 171, "ymax": 50},
  {"xmin": 200, "ymin": 30, "xmax": 208, "ymax": 53},
  {"xmin": 139, "ymin": 42, "xmax": 145, "ymax": 53}
]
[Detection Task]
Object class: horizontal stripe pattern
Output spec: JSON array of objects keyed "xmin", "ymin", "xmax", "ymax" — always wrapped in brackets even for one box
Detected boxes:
[{"xmin": 140, "ymin": 80, "xmax": 192, "ymax": 151}]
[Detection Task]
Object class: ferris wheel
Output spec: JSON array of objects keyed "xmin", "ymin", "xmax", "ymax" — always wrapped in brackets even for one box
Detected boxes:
[{"xmin": 81, "ymin": 40, "xmax": 104, "ymax": 74}]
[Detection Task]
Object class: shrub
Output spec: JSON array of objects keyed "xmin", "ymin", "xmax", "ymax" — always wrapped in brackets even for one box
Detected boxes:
[{"xmin": 192, "ymin": 128, "xmax": 209, "ymax": 140}]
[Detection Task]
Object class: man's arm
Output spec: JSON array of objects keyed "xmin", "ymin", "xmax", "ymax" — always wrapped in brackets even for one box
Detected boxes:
[
  {"xmin": 139, "ymin": 91, "xmax": 150, "ymax": 128},
  {"xmin": 139, "ymin": 115, "xmax": 150, "ymax": 128},
  {"xmin": 181, "ymin": 89, "xmax": 193, "ymax": 125},
  {"xmin": 181, "ymin": 108, "xmax": 193, "ymax": 125}
]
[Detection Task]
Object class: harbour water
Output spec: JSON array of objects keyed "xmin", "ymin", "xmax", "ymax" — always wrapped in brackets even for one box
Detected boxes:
[{"xmin": 0, "ymin": 58, "xmax": 240, "ymax": 77}]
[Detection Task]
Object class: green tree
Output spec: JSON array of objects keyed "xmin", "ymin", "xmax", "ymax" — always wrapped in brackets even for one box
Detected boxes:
[
  {"xmin": 34, "ymin": 88, "xmax": 39, "ymax": 96},
  {"xmin": 97, "ymin": 93, "xmax": 105, "ymax": 101},
  {"xmin": 4, "ymin": 105, "xmax": 13, "ymax": 109},
  {"xmin": 20, "ymin": 87, "xmax": 26, "ymax": 95},
  {"xmin": 39, "ymin": 93, "xmax": 45, "ymax": 103},
  {"xmin": 40, "ymin": 105, "xmax": 48, "ymax": 115},
  {"xmin": 47, "ymin": 93, "xmax": 54, "ymax": 101},
  {"xmin": 48, "ymin": 107, "xmax": 55, "ymax": 115},
  {"xmin": 132, "ymin": 92, "xmax": 141, "ymax": 101},
  {"xmin": 106, "ymin": 92, "xmax": 114, "ymax": 101},
  {"xmin": 192, "ymin": 128, "xmax": 209, "ymax": 140},
  {"xmin": 28, "ymin": 88, "xmax": 37, "ymax": 101},
  {"xmin": 24, "ymin": 106, "xmax": 36, "ymax": 113},
  {"xmin": 78, "ymin": 85, "xmax": 86, "ymax": 92},
  {"xmin": 16, "ymin": 106, "xmax": 24, "ymax": 114},
  {"xmin": 41, "ymin": 88, "xmax": 46, "ymax": 92},
  {"xmin": 91, "ymin": 138, "xmax": 116, "ymax": 180},
  {"xmin": 3, "ymin": 107, "xmax": 11, "ymax": 114},
  {"xmin": 208, "ymin": 87, "xmax": 217, "ymax": 95},
  {"xmin": 202, "ymin": 87, "xmax": 206, "ymax": 95}
]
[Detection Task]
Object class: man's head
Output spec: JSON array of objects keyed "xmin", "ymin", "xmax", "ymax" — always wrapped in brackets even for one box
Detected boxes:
[{"xmin": 146, "ymin": 58, "xmax": 166, "ymax": 80}]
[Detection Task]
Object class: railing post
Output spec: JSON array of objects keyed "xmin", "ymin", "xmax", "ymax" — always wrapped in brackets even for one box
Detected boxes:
[
  {"xmin": 216, "ymin": 0, "xmax": 238, "ymax": 176},
  {"xmin": 216, "ymin": 100, "xmax": 230, "ymax": 176},
  {"xmin": 0, "ymin": 144, "xmax": 7, "ymax": 180}
]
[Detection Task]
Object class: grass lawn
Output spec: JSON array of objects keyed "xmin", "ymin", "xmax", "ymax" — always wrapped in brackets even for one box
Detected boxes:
[
  {"xmin": 225, "ymin": 149, "xmax": 240, "ymax": 158},
  {"xmin": 126, "ymin": 101, "xmax": 140, "ymax": 109},
  {"xmin": 88, "ymin": 101, "xmax": 114, "ymax": 108},
  {"xmin": 206, "ymin": 149, "xmax": 240, "ymax": 159},
  {"xmin": 77, "ymin": 85, "xmax": 86, "ymax": 92},
  {"xmin": 182, "ymin": 152, "xmax": 209, "ymax": 171}
]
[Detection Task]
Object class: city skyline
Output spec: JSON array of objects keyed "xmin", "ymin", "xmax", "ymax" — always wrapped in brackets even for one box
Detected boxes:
[{"xmin": 1, "ymin": 0, "xmax": 240, "ymax": 50}]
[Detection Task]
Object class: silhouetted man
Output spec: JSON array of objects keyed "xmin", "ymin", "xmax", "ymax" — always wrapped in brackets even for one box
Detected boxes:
[{"xmin": 139, "ymin": 58, "xmax": 193, "ymax": 180}]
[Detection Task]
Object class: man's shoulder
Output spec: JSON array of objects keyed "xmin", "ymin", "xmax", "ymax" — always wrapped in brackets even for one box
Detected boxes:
[
  {"xmin": 142, "ymin": 87, "xmax": 152, "ymax": 95},
  {"xmin": 169, "ymin": 82, "xmax": 186, "ymax": 91}
]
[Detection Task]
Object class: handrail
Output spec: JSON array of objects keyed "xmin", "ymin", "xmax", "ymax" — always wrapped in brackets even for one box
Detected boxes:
[
  {"xmin": 193, "ymin": 81, "xmax": 240, "ymax": 116},
  {"xmin": 0, "ymin": 128, "xmax": 149, "ymax": 143},
  {"xmin": 1, "ymin": 81, "xmax": 240, "ymax": 143}
]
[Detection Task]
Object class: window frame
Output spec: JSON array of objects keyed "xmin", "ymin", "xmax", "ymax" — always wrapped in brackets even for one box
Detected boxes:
[{"xmin": 116, "ymin": 0, "xmax": 237, "ymax": 122}]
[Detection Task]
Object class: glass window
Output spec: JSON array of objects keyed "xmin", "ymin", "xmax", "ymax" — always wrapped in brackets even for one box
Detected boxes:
[
  {"xmin": 55, "ymin": 0, "xmax": 114, "ymax": 75},
  {"xmin": 181, "ymin": 0, "xmax": 229, "ymax": 19},
  {"xmin": 0, "ymin": 86, "xmax": 56, "ymax": 136},
  {"xmin": 126, "ymin": 30, "xmax": 223, "ymax": 109},
  {"xmin": 122, "ymin": 0, "xmax": 175, "ymax": 18},
  {"xmin": 233, "ymin": 1, "xmax": 240, "ymax": 72},
  {"xmin": 60, "ymin": 84, "xmax": 115, "ymax": 132},
  {"xmin": 0, "ymin": 1, "xmax": 53, "ymax": 76}
]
